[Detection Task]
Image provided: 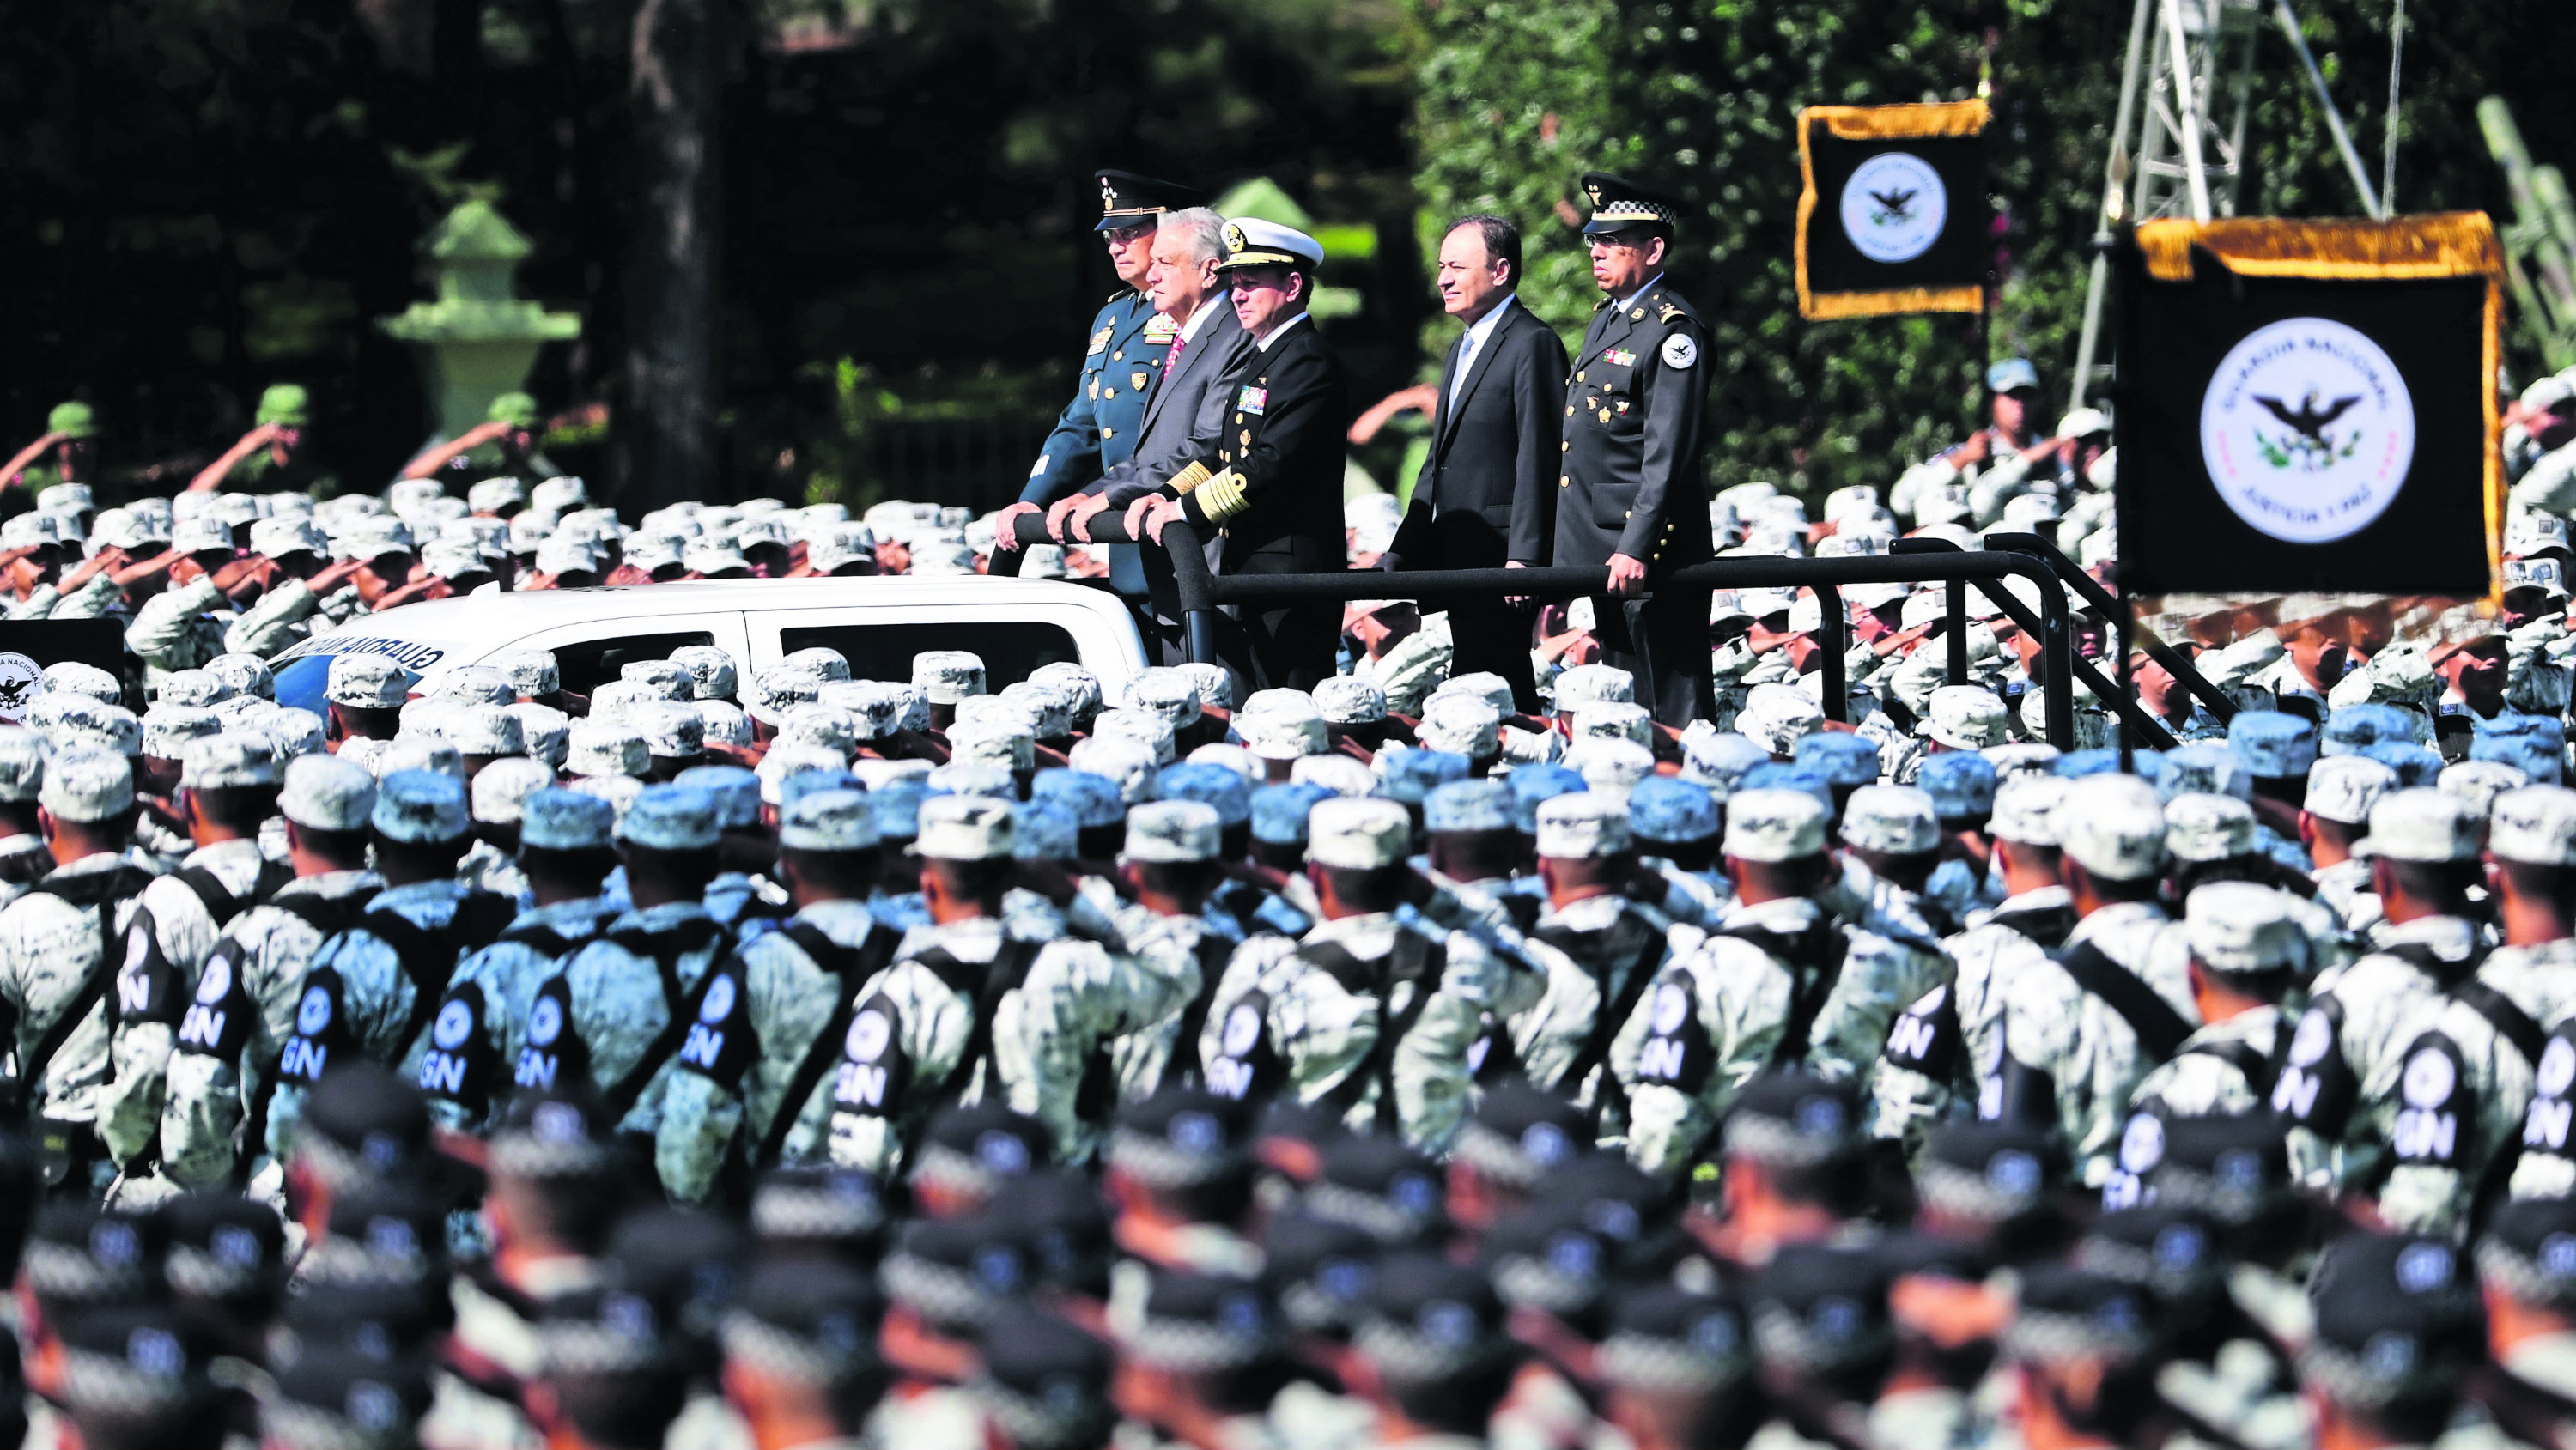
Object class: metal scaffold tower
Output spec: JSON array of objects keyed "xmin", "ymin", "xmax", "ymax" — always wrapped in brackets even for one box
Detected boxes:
[{"xmin": 2066, "ymin": 0, "xmax": 2393, "ymax": 413}]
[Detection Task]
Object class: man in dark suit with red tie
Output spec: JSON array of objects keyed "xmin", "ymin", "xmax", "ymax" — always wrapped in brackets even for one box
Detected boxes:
[{"xmin": 1384, "ymin": 215, "xmax": 1568, "ymax": 713}]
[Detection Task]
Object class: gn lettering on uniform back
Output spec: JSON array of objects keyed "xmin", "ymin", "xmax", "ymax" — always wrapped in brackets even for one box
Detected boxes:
[
  {"xmin": 2391, "ymin": 1034, "xmax": 2470, "ymax": 1167},
  {"xmin": 514, "ymin": 978, "xmax": 580, "ymax": 1093},
  {"xmin": 2270, "ymin": 999, "xmax": 2358, "ymax": 1134},
  {"xmin": 2525, "ymin": 1029, "xmax": 2576, "ymax": 1151},
  {"xmin": 833, "ymin": 996, "xmax": 905, "ymax": 1113},
  {"xmin": 176, "ymin": 944, "xmax": 252, "ymax": 1058},
  {"xmin": 1633, "ymin": 971, "xmax": 1712, "ymax": 1092},
  {"xmin": 1204, "ymin": 992, "xmax": 1280, "ymax": 1103},
  {"xmin": 276, "ymin": 968, "xmax": 352, "ymax": 1084}
]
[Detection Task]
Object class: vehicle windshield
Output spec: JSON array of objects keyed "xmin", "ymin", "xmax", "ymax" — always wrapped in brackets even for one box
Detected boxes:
[{"xmin": 268, "ymin": 633, "xmax": 453, "ymax": 719}]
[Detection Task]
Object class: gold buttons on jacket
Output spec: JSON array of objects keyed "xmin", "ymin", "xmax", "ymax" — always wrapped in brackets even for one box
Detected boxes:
[
  {"xmin": 1565, "ymin": 405, "xmax": 1576, "ymax": 417},
  {"xmin": 1561, "ymin": 441, "xmax": 1570, "ymax": 452},
  {"xmin": 1560, "ymin": 476, "xmax": 1570, "ymax": 487}
]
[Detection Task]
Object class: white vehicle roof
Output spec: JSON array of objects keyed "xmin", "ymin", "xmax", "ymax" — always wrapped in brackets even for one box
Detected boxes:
[{"xmin": 273, "ymin": 575, "xmax": 1149, "ymax": 696}]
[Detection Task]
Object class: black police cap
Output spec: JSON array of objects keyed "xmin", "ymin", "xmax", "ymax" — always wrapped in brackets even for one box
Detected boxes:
[
  {"xmin": 24, "ymin": 1203, "xmax": 167, "ymax": 1310},
  {"xmin": 1723, "ymin": 1071, "xmax": 1865, "ymax": 1168},
  {"xmin": 2147, "ymin": 1112, "xmax": 2292, "ymax": 1227},
  {"xmin": 1454, "ymin": 1079, "xmax": 1589, "ymax": 1192},
  {"xmin": 1109, "ymin": 1085, "xmax": 1255, "ymax": 1191},
  {"xmin": 751, "ymin": 1166, "xmax": 887, "ymax": 1253},
  {"xmin": 269, "ymin": 1347, "xmax": 435, "ymax": 1444},
  {"xmin": 55, "ymin": 1302, "xmax": 224, "ymax": 1418},
  {"xmin": 1358, "ymin": 1252, "xmax": 1510, "ymax": 1380},
  {"xmin": 1580, "ymin": 171, "xmax": 1683, "ymax": 236},
  {"xmin": 301, "ymin": 1061, "xmax": 432, "ymax": 1183},
  {"xmin": 490, "ymin": 1083, "xmax": 620, "ymax": 1181},
  {"xmin": 913, "ymin": 1102, "xmax": 1051, "ymax": 1201},
  {"xmin": 2305, "ymin": 1234, "xmax": 2482, "ymax": 1411},
  {"xmin": 986, "ymin": 1169, "xmax": 1113, "ymax": 1297},
  {"xmin": 974, "ymin": 1313, "xmax": 1115, "ymax": 1450},
  {"xmin": 1260, "ymin": 1208, "xmax": 1380, "ymax": 1333},
  {"xmin": 280, "ymin": 1279, "xmax": 453, "ymax": 1366},
  {"xmin": 727, "ymin": 1258, "xmax": 884, "ymax": 1386},
  {"xmin": 2004, "ymin": 1265, "xmax": 2161, "ymax": 1367},
  {"xmin": 1919, "ymin": 1118, "xmax": 2067, "ymax": 1224},
  {"xmin": 2075, "ymin": 1204, "xmax": 2225, "ymax": 1302},
  {"xmin": 1751, "ymin": 1244, "xmax": 1893, "ymax": 1374},
  {"xmin": 1309, "ymin": 1135, "xmax": 1446, "ymax": 1246},
  {"xmin": 1122, "ymin": 1267, "xmax": 1284, "ymax": 1373},
  {"xmin": 883, "ymin": 1214, "xmax": 1032, "ymax": 1332},
  {"xmin": 2480, "ymin": 1196, "xmax": 2576, "ymax": 1310},
  {"xmin": 605, "ymin": 1206, "xmax": 749, "ymax": 1361},
  {"xmin": 158, "ymin": 1192, "xmax": 285, "ymax": 1305},
  {"xmin": 1598, "ymin": 1283, "xmax": 1752, "ymax": 1392}
]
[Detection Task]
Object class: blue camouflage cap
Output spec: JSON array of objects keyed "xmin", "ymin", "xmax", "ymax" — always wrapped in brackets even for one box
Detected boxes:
[
  {"xmin": 1793, "ymin": 732, "xmax": 1881, "ymax": 788},
  {"xmin": 1013, "ymin": 800, "xmax": 1081, "ymax": 860},
  {"xmin": 1376, "ymin": 749, "xmax": 1471, "ymax": 805},
  {"xmin": 372, "ymin": 768, "xmax": 469, "ymax": 843},
  {"xmin": 2473, "ymin": 715, "xmax": 2565, "ymax": 785},
  {"xmin": 521, "ymin": 787, "xmax": 616, "ymax": 851},
  {"xmin": 1914, "ymin": 751, "xmax": 1996, "ymax": 823},
  {"xmin": 1629, "ymin": 775, "xmax": 1719, "ymax": 845},
  {"xmin": 2052, "ymin": 749, "xmax": 2123, "ymax": 780},
  {"xmin": 2360, "ymin": 740, "xmax": 2445, "ymax": 788},
  {"xmin": 622, "ymin": 783, "xmax": 721, "ymax": 852},
  {"xmin": 2323, "ymin": 703, "xmax": 2418, "ymax": 757},
  {"xmin": 1156, "ymin": 762, "xmax": 1252, "ymax": 828},
  {"xmin": 2226, "ymin": 710, "xmax": 2317, "ymax": 779},
  {"xmin": 1031, "ymin": 769, "xmax": 1127, "ymax": 829},
  {"xmin": 675, "ymin": 764, "xmax": 761, "ymax": 830},
  {"xmin": 1741, "ymin": 762, "xmax": 1833, "ymax": 817},
  {"xmin": 2158, "ymin": 743, "xmax": 2251, "ymax": 803},
  {"xmin": 1508, "ymin": 762, "xmax": 1588, "ymax": 834},
  {"xmin": 1424, "ymin": 778, "xmax": 1512, "ymax": 834},
  {"xmin": 778, "ymin": 767, "xmax": 863, "ymax": 817},
  {"xmin": 1250, "ymin": 782, "xmax": 1334, "ymax": 846},
  {"xmin": 871, "ymin": 777, "xmax": 931, "ymax": 841},
  {"xmin": 1680, "ymin": 731, "xmax": 1771, "ymax": 798}
]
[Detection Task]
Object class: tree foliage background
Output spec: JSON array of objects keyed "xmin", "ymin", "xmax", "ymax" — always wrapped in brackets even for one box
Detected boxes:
[{"xmin": 1413, "ymin": 0, "xmax": 2576, "ymax": 501}]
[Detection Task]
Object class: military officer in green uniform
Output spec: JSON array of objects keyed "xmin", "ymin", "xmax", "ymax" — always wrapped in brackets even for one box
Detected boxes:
[
  {"xmin": 0, "ymin": 401, "xmax": 102, "ymax": 505},
  {"xmin": 1554, "ymin": 172, "xmax": 1713, "ymax": 727},
  {"xmin": 187, "ymin": 384, "xmax": 339, "ymax": 497},
  {"xmin": 999, "ymin": 169, "xmax": 1200, "ymax": 602}
]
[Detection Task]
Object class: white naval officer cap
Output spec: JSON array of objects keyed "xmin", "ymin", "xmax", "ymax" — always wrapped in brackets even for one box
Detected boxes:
[
  {"xmin": 180, "ymin": 732, "xmax": 277, "ymax": 791},
  {"xmin": 914, "ymin": 795, "xmax": 1016, "ymax": 861},
  {"xmin": 2056, "ymin": 774, "xmax": 2167, "ymax": 882},
  {"xmin": 1534, "ymin": 792, "xmax": 1631, "ymax": 861},
  {"xmin": 1307, "ymin": 797, "xmax": 1411, "ymax": 870},
  {"xmin": 2354, "ymin": 787, "xmax": 2480, "ymax": 864},
  {"xmin": 1217, "ymin": 217, "xmax": 1326, "ymax": 273},
  {"xmin": 1839, "ymin": 785, "xmax": 1939, "ymax": 856},
  {"xmin": 2163, "ymin": 792, "xmax": 2256, "ymax": 864},
  {"xmin": 282, "ymin": 755, "xmax": 375, "ymax": 831},
  {"xmin": 911, "ymin": 651, "xmax": 987, "ymax": 706},
  {"xmin": 2183, "ymin": 882, "xmax": 2307, "ymax": 976},
  {"xmin": 1722, "ymin": 787, "xmax": 1828, "ymax": 864},
  {"xmin": 372, "ymin": 768, "xmax": 469, "ymax": 844},
  {"xmin": 1124, "ymin": 799, "xmax": 1222, "ymax": 865},
  {"xmin": 2486, "ymin": 785, "xmax": 2576, "ymax": 867},
  {"xmin": 2303, "ymin": 755, "xmax": 2398, "ymax": 828},
  {"xmin": 38, "ymin": 749, "xmax": 130, "ymax": 823}
]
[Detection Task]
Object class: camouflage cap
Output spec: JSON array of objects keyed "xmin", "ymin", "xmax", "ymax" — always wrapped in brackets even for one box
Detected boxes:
[
  {"xmin": 1925, "ymin": 686, "xmax": 2009, "ymax": 751},
  {"xmin": 1122, "ymin": 668, "xmax": 1204, "ymax": 731},
  {"xmin": 998, "ymin": 680, "xmax": 1075, "ymax": 739},
  {"xmin": 2227, "ymin": 711, "xmax": 2317, "ymax": 779},
  {"xmin": 1987, "ymin": 773, "xmax": 2067, "ymax": 846},
  {"xmin": 2488, "ymin": 785, "xmax": 2576, "ymax": 867},
  {"xmin": 1093, "ymin": 707, "xmax": 1177, "ymax": 767},
  {"xmin": 691, "ymin": 699, "xmax": 750, "ymax": 749},
  {"xmin": 142, "ymin": 706, "xmax": 222, "ymax": 760},
  {"xmin": 1125, "ymin": 799, "xmax": 1222, "ymax": 864},
  {"xmin": 780, "ymin": 788, "xmax": 879, "ymax": 852},
  {"xmin": 469, "ymin": 755, "xmax": 554, "ymax": 827},
  {"xmin": 281, "ymin": 755, "xmax": 375, "ymax": 831},
  {"xmin": 446, "ymin": 705, "xmax": 524, "ymax": 757},
  {"xmin": 1027, "ymin": 661, "xmax": 1103, "ymax": 725},
  {"xmin": 1376, "ymin": 747, "xmax": 1470, "ymax": 805},
  {"xmin": 467, "ymin": 476, "xmax": 527, "ymax": 515},
  {"xmin": 1736, "ymin": 683, "xmax": 1826, "ymax": 757},
  {"xmin": 620, "ymin": 659, "xmax": 695, "ymax": 701},
  {"xmin": 1067, "ymin": 737, "xmax": 1158, "ymax": 802},
  {"xmin": 531, "ymin": 476, "xmax": 587, "ymax": 513},
  {"xmin": 2159, "ymin": 743, "xmax": 2251, "ymax": 804},
  {"xmin": 1419, "ymin": 695, "xmax": 1503, "ymax": 759},
  {"xmin": 2182, "ymin": 882, "xmax": 2305, "ymax": 974},
  {"xmin": 665, "ymin": 645, "xmax": 737, "ymax": 702},
  {"xmin": 635, "ymin": 702, "xmax": 704, "ymax": 760},
  {"xmin": 757, "ymin": 744, "xmax": 849, "ymax": 806},
  {"xmin": 1794, "ymin": 731, "xmax": 1882, "ymax": 788},
  {"xmin": 1312, "ymin": 675, "xmax": 1387, "ymax": 726},
  {"xmin": 2439, "ymin": 759, "xmax": 2529, "ymax": 822},
  {"xmin": 1840, "ymin": 785, "xmax": 1938, "ymax": 855},
  {"xmin": 156, "ymin": 670, "xmax": 229, "ymax": 710},
  {"xmin": 1552, "ymin": 663, "xmax": 1635, "ymax": 713},
  {"xmin": 1236, "ymin": 701, "xmax": 1328, "ymax": 760},
  {"xmin": 1916, "ymin": 751, "xmax": 1997, "ymax": 823},
  {"xmin": 911, "ymin": 651, "xmax": 987, "ymax": 707},
  {"xmin": 1629, "ymin": 775, "xmax": 1718, "ymax": 845},
  {"xmin": 39, "ymin": 749, "xmax": 131, "ymax": 822},
  {"xmin": 915, "ymin": 795, "xmax": 1014, "ymax": 861},
  {"xmin": 1723, "ymin": 787, "xmax": 1828, "ymax": 863},
  {"xmin": 0, "ymin": 728, "xmax": 41, "ymax": 803},
  {"xmin": 1292, "ymin": 753, "xmax": 1376, "ymax": 798},
  {"xmin": 1424, "ymin": 778, "xmax": 1512, "ymax": 834},
  {"xmin": 744, "ymin": 665, "xmax": 825, "ymax": 727},
  {"xmin": 566, "ymin": 721, "xmax": 647, "ymax": 780},
  {"xmin": 326, "ymin": 656, "xmax": 410, "ymax": 710},
  {"xmin": 2055, "ymin": 774, "xmax": 2167, "ymax": 881},
  {"xmin": 1309, "ymin": 797, "xmax": 1411, "ymax": 870},
  {"xmin": 1250, "ymin": 783, "xmax": 1334, "ymax": 846},
  {"xmin": 2470, "ymin": 715, "xmax": 2564, "ymax": 786},
  {"xmin": 2164, "ymin": 792, "xmax": 2257, "ymax": 864},
  {"xmin": 180, "ymin": 732, "xmax": 277, "ymax": 791},
  {"xmin": 490, "ymin": 649, "xmax": 561, "ymax": 699},
  {"xmin": 53, "ymin": 697, "xmax": 140, "ymax": 757},
  {"xmin": 2305, "ymin": 755, "xmax": 2398, "ymax": 827},
  {"xmin": 508, "ymin": 703, "xmax": 571, "ymax": 768},
  {"xmin": 673, "ymin": 764, "xmax": 760, "ymax": 830},
  {"xmin": 1568, "ymin": 739, "xmax": 1656, "ymax": 801},
  {"xmin": 1156, "ymin": 761, "xmax": 1252, "ymax": 828},
  {"xmin": 371, "ymin": 769, "xmax": 468, "ymax": 843},
  {"xmin": 1679, "ymin": 730, "xmax": 1769, "ymax": 797},
  {"xmin": 2324, "ymin": 702, "xmax": 2419, "ymax": 757},
  {"xmin": 2355, "ymin": 787, "xmax": 2480, "ymax": 864},
  {"xmin": 534, "ymin": 534, "xmax": 601, "ymax": 577},
  {"xmin": 1535, "ymin": 792, "xmax": 1631, "ymax": 860},
  {"xmin": 424, "ymin": 666, "xmax": 512, "ymax": 708},
  {"xmin": 520, "ymin": 788, "xmax": 616, "ymax": 852},
  {"xmin": 1029, "ymin": 769, "xmax": 1123, "ymax": 829},
  {"xmin": 1572, "ymin": 702, "xmax": 1652, "ymax": 750},
  {"xmin": 622, "ymin": 784, "xmax": 720, "ymax": 852}
]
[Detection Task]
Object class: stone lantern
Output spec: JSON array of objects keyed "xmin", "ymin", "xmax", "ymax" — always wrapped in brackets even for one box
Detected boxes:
[{"xmin": 376, "ymin": 199, "xmax": 581, "ymax": 440}]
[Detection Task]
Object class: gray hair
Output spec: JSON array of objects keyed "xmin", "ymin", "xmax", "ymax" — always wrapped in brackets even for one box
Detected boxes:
[{"xmin": 1158, "ymin": 208, "xmax": 1228, "ymax": 267}]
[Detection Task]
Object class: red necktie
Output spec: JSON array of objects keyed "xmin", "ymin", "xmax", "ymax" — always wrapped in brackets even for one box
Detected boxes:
[{"xmin": 1162, "ymin": 334, "xmax": 1188, "ymax": 379}]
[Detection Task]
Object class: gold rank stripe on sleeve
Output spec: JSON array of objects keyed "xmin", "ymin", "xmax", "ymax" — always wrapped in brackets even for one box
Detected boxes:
[
  {"xmin": 1193, "ymin": 470, "xmax": 1250, "ymax": 523},
  {"xmin": 1170, "ymin": 461, "xmax": 1213, "ymax": 494}
]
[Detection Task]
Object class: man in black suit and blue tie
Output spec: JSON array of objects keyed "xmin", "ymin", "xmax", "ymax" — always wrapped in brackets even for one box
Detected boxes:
[{"xmin": 1383, "ymin": 215, "xmax": 1567, "ymax": 713}]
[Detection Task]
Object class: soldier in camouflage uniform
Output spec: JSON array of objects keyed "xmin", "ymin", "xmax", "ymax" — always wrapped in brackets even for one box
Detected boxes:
[
  {"xmin": 1200, "ymin": 796, "xmax": 1535, "ymax": 1152},
  {"xmin": 1097, "ymin": 799, "xmax": 1246, "ymax": 1106},
  {"xmin": 826, "ymin": 793, "xmax": 1183, "ymax": 1174},
  {"xmin": 1497, "ymin": 793, "xmax": 1688, "ymax": 1125},
  {"xmin": 1812, "ymin": 785, "xmax": 1957, "ymax": 1083},
  {"xmin": 2303, "ymin": 755, "xmax": 2397, "ymax": 948},
  {"xmin": 412, "ymin": 790, "xmax": 623, "ymax": 1135},
  {"xmin": 1626, "ymin": 775, "xmax": 1732, "ymax": 931},
  {"xmin": 321, "ymin": 655, "xmax": 407, "ymax": 775},
  {"xmin": 260, "ymin": 770, "xmax": 515, "ymax": 1167},
  {"xmin": 676, "ymin": 764, "xmax": 792, "ymax": 938},
  {"xmin": 513, "ymin": 784, "xmax": 734, "ymax": 1146},
  {"xmin": 2271, "ymin": 789, "xmax": 2488, "ymax": 1215},
  {"xmin": 457, "ymin": 756, "xmax": 551, "ymax": 905},
  {"xmin": 0, "ymin": 749, "xmax": 162, "ymax": 1197},
  {"xmin": 157, "ymin": 755, "xmax": 380, "ymax": 1193},
  {"xmin": 1874, "ymin": 773, "xmax": 2184, "ymax": 1187},
  {"xmin": 0, "ymin": 732, "xmax": 52, "ymax": 908},
  {"xmin": 655, "ymin": 788, "xmax": 903, "ymax": 1203}
]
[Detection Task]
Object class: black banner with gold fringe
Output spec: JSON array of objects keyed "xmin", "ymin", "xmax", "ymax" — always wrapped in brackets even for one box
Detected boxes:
[
  {"xmin": 2113, "ymin": 214, "xmax": 2504, "ymax": 598},
  {"xmin": 1795, "ymin": 100, "xmax": 1990, "ymax": 319}
]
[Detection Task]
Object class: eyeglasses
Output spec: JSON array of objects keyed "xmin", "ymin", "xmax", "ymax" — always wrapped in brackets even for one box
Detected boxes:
[{"xmin": 1106, "ymin": 223, "xmax": 1157, "ymax": 246}]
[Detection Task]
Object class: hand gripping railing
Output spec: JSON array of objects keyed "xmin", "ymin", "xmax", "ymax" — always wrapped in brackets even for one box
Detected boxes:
[{"xmin": 1012, "ymin": 513, "xmax": 2087, "ymax": 749}]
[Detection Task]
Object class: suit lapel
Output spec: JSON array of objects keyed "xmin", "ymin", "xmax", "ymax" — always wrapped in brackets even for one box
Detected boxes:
[
  {"xmin": 1436, "ymin": 306, "xmax": 1517, "ymax": 450},
  {"xmin": 1139, "ymin": 306, "xmax": 1228, "ymax": 433}
]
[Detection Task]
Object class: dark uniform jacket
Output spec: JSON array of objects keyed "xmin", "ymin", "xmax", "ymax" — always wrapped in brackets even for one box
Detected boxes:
[
  {"xmin": 1554, "ymin": 282, "xmax": 1712, "ymax": 573},
  {"xmin": 1157, "ymin": 315, "xmax": 1348, "ymax": 575},
  {"xmin": 1393, "ymin": 298, "xmax": 1565, "ymax": 570}
]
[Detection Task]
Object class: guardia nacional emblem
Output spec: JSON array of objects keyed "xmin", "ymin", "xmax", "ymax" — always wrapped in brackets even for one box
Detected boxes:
[
  {"xmin": 2199, "ymin": 317, "xmax": 2415, "ymax": 545},
  {"xmin": 1838, "ymin": 153, "xmax": 1947, "ymax": 264},
  {"xmin": 0, "ymin": 652, "xmax": 39, "ymax": 723}
]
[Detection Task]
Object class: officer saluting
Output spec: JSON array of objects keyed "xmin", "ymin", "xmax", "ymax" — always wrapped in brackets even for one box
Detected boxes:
[
  {"xmin": 1556, "ymin": 172, "xmax": 1714, "ymax": 727},
  {"xmin": 1004, "ymin": 170, "xmax": 1201, "ymax": 592}
]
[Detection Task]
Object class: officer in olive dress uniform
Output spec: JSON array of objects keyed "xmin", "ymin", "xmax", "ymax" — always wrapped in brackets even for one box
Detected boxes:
[
  {"xmin": 1013, "ymin": 170, "xmax": 1200, "ymax": 604},
  {"xmin": 1554, "ymin": 172, "xmax": 1714, "ymax": 727}
]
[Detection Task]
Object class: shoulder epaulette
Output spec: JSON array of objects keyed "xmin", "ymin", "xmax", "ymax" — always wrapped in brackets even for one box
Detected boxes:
[
  {"xmin": 1595, "ymin": 296, "xmax": 1613, "ymax": 312},
  {"xmin": 1659, "ymin": 304, "xmax": 1686, "ymax": 325}
]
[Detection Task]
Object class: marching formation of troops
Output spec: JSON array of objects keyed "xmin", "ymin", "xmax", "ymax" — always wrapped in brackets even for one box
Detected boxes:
[{"xmin": 8, "ymin": 162, "xmax": 2576, "ymax": 1450}]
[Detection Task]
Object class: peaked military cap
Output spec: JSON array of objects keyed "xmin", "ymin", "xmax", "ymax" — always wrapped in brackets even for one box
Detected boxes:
[
  {"xmin": 1580, "ymin": 171, "xmax": 1682, "ymax": 234},
  {"xmin": 1095, "ymin": 168, "xmax": 1201, "ymax": 230}
]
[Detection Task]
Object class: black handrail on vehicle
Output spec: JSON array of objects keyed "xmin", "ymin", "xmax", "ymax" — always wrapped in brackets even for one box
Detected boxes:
[
  {"xmin": 1983, "ymin": 531, "xmax": 2240, "ymax": 729},
  {"xmin": 1012, "ymin": 513, "xmax": 2086, "ymax": 749}
]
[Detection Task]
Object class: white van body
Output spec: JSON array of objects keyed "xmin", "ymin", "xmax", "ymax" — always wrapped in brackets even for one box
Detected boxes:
[{"xmin": 266, "ymin": 577, "xmax": 1150, "ymax": 702}]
